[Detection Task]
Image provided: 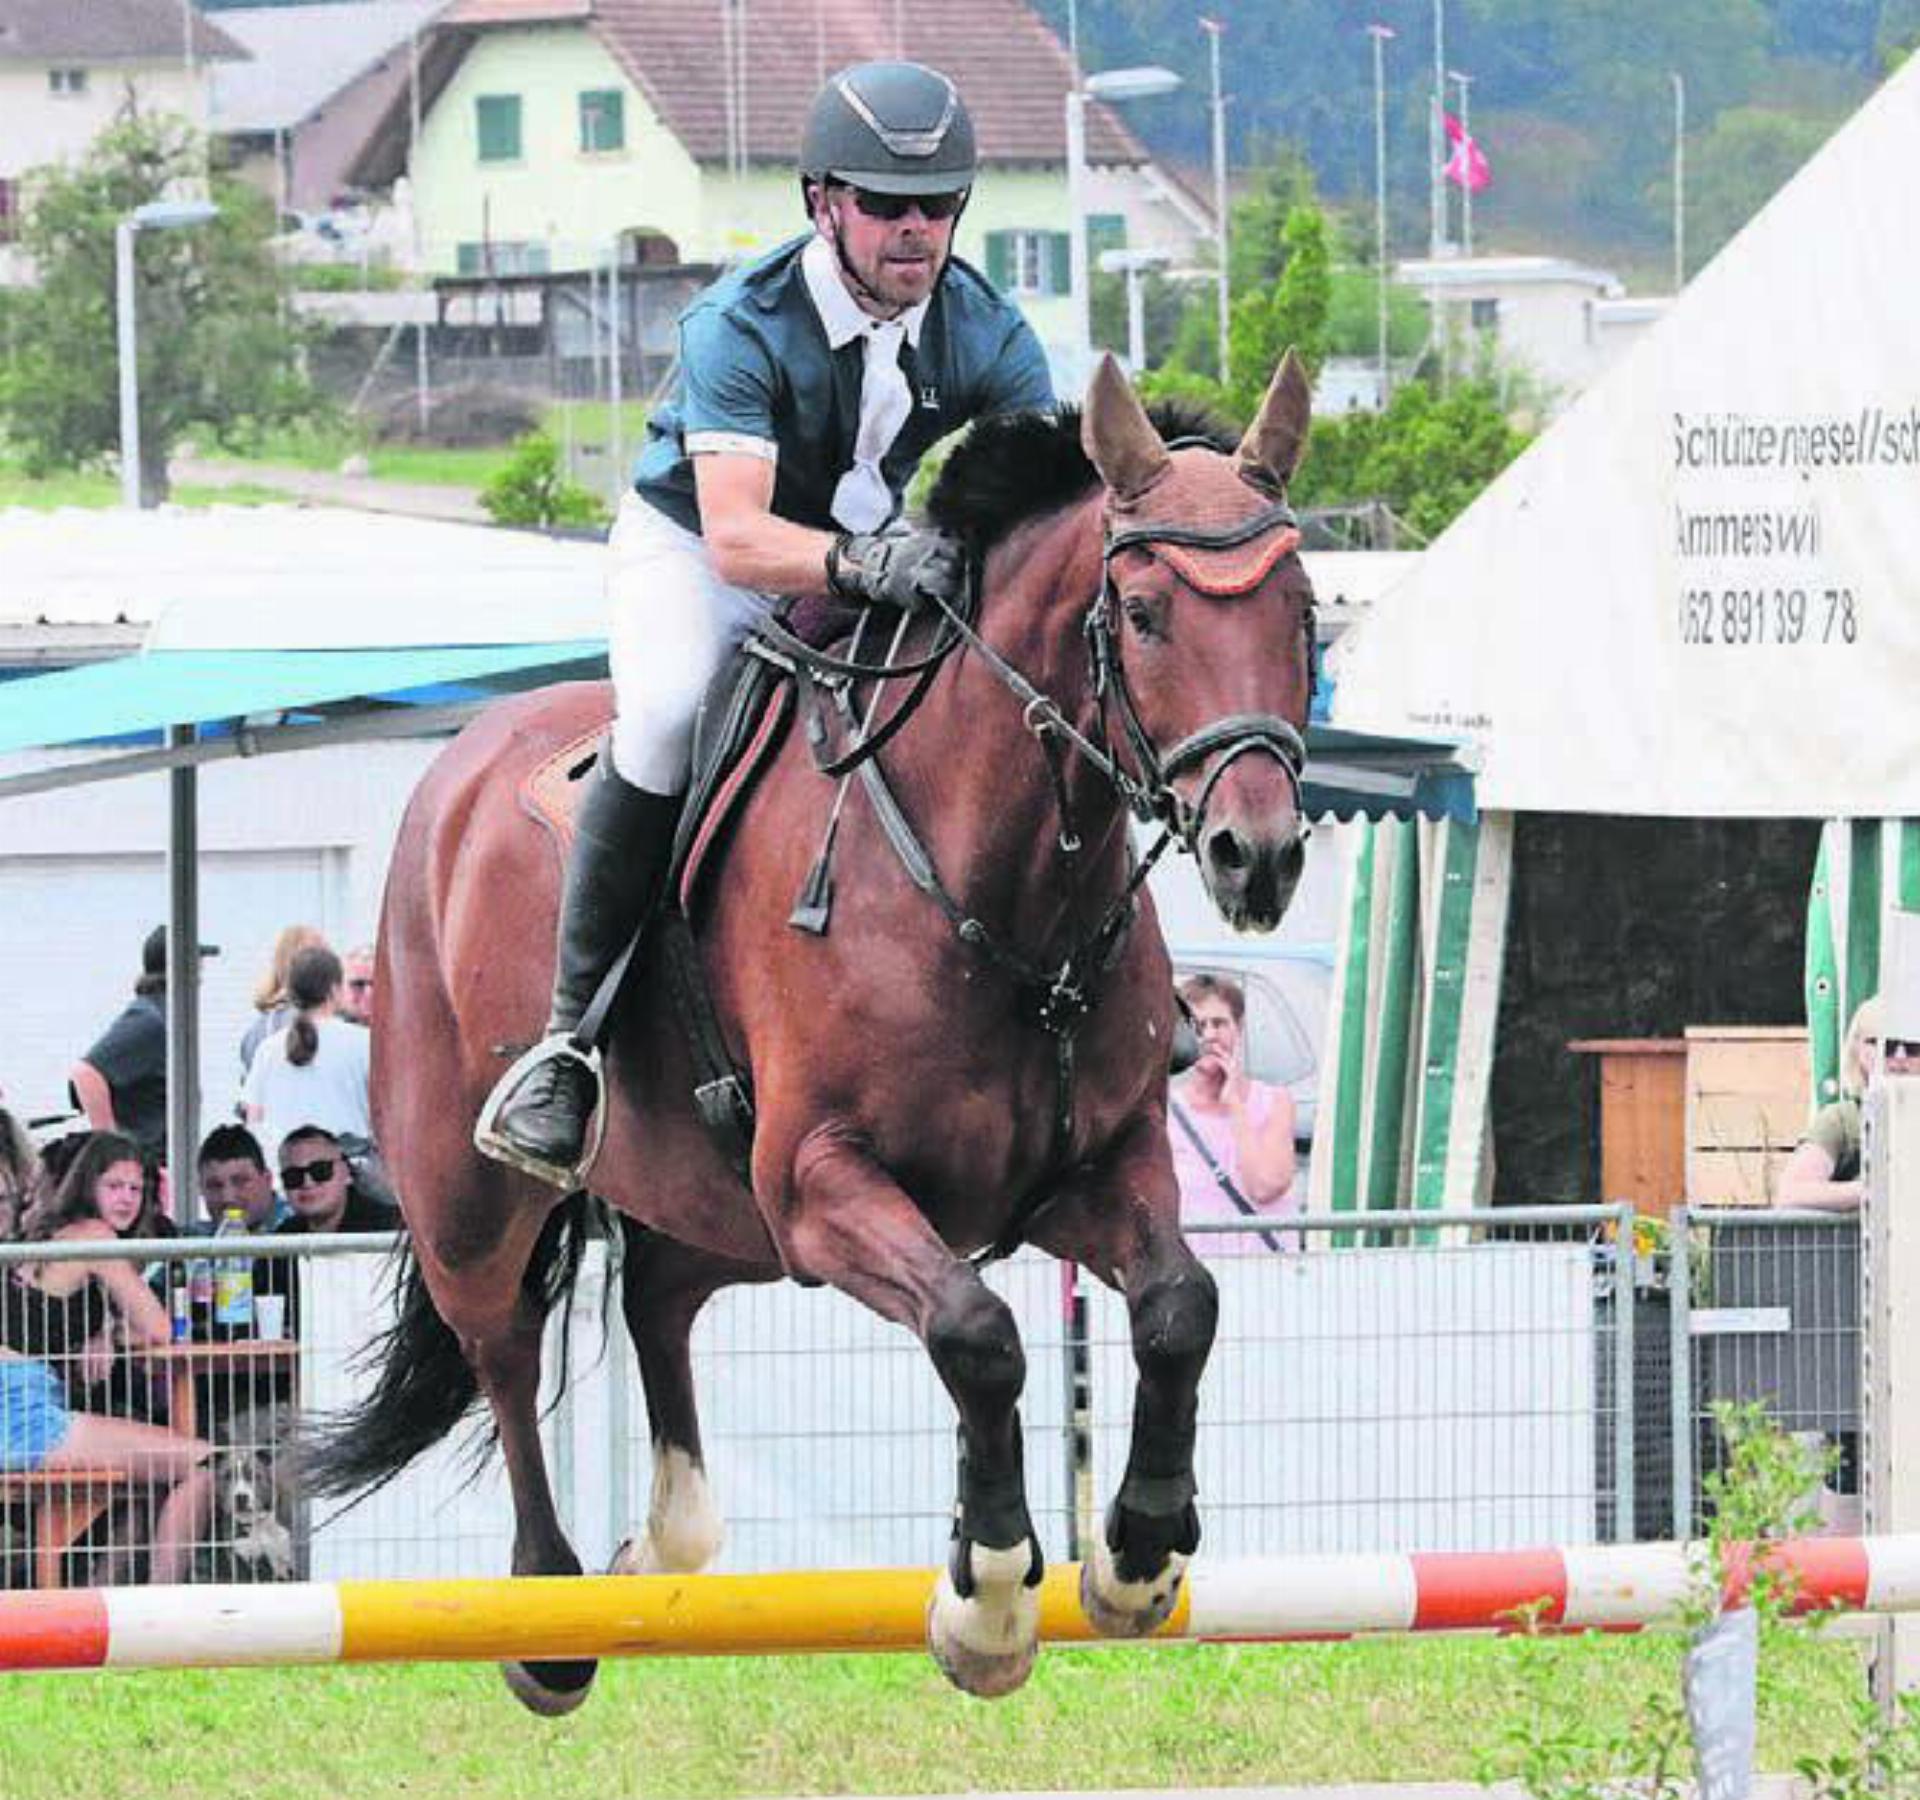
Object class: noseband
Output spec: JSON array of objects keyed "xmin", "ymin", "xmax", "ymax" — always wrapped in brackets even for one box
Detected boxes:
[{"xmin": 1088, "ymin": 498, "xmax": 1311, "ymax": 852}]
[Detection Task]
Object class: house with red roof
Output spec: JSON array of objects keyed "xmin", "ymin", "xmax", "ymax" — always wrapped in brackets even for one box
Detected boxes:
[
  {"xmin": 0, "ymin": 0, "xmax": 245, "ymax": 282},
  {"xmin": 347, "ymin": 0, "xmax": 1215, "ymax": 378}
]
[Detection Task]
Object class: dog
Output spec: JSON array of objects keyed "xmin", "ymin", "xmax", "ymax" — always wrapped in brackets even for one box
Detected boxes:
[{"xmin": 203, "ymin": 1404, "xmax": 299, "ymax": 1583}]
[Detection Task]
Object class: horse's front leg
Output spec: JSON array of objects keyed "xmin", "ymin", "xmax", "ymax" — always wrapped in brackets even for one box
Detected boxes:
[
  {"xmin": 1035, "ymin": 1113, "xmax": 1218, "ymax": 1637},
  {"xmin": 782, "ymin": 1125, "xmax": 1043, "ymax": 1698}
]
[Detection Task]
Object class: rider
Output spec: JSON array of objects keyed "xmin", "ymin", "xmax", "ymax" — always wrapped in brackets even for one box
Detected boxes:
[{"xmin": 479, "ymin": 60, "xmax": 1056, "ymax": 1184}]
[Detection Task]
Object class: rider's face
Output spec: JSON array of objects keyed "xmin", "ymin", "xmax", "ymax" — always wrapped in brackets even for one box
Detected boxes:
[{"xmin": 814, "ymin": 183, "xmax": 958, "ymax": 317}]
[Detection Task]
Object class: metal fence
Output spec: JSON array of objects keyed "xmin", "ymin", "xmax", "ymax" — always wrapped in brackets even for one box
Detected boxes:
[{"xmin": 0, "ymin": 1204, "xmax": 1864, "ymax": 1593}]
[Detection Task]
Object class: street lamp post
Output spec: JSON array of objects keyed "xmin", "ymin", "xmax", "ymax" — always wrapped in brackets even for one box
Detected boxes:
[
  {"xmin": 1065, "ymin": 65, "xmax": 1181, "ymax": 389},
  {"xmin": 116, "ymin": 198, "xmax": 219, "ymax": 509},
  {"xmin": 1200, "ymin": 17, "xmax": 1229, "ymax": 383}
]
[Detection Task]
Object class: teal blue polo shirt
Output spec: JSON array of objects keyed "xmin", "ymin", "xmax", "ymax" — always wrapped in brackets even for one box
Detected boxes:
[{"xmin": 633, "ymin": 235, "xmax": 1054, "ymax": 534}]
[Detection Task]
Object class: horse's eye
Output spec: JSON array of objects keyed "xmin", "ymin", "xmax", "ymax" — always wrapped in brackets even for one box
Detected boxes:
[{"xmin": 1122, "ymin": 595, "xmax": 1162, "ymax": 640}]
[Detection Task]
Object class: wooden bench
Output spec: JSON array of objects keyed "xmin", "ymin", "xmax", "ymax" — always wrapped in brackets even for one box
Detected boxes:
[{"xmin": 0, "ymin": 1471, "xmax": 131, "ymax": 1590}]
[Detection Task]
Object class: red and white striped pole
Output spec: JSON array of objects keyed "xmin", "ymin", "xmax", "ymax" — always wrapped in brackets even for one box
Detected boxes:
[{"xmin": 3, "ymin": 1537, "xmax": 1917, "ymax": 1674}]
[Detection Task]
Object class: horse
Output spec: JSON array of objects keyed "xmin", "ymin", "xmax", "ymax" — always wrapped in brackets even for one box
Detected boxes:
[{"xmin": 308, "ymin": 353, "xmax": 1319, "ymax": 1714}]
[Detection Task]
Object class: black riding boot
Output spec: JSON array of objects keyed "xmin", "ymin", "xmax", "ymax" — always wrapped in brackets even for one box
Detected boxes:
[{"xmin": 487, "ymin": 759, "xmax": 680, "ymax": 1174}]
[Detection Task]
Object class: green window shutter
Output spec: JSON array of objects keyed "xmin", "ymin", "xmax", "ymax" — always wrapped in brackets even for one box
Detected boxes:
[
  {"xmin": 1087, "ymin": 212, "xmax": 1127, "ymax": 262},
  {"xmin": 1044, "ymin": 231, "xmax": 1072, "ymax": 296},
  {"xmin": 984, "ymin": 230, "xmax": 1011, "ymax": 291},
  {"xmin": 476, "ymin": 94, "xmax": 522, "ymax": 163},
  {"xmin": 455, "ymin": 241, "xmax": 482, "ymax": 275},
  {"xmin": 579, "ymin": 89, "xmax": 625, "ymax": 152}
]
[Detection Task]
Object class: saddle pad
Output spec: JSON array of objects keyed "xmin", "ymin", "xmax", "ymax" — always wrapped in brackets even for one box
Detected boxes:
[{"xmin": 517, "ymin": 680, "xmax": 796, "ymax": 920}]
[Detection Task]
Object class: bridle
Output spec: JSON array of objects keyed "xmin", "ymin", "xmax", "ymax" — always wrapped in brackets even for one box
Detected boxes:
[{"xmin": 1089, "ymin": 497, "xmax": 1312, "ymax": 853}]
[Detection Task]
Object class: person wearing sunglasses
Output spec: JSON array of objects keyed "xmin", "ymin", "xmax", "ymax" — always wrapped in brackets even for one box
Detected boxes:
[
  {"xmin": 272, "ymin": 1127, "xmax": 400, "ymax": 1237},
  {"xmin": 479, "ymin": 59, "xmax": 1056, "ymax": 1184}
]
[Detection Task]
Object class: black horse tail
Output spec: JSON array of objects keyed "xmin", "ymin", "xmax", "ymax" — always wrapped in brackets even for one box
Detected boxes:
[{"xmin": 302, "ymin": 1192, "xmax": 598, "ymax": 1501}]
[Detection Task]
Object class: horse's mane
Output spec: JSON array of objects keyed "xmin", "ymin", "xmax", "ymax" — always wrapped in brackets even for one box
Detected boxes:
[{"xmin": 925, "ymin": 401, "xmax": 1235, "ymax": 551}]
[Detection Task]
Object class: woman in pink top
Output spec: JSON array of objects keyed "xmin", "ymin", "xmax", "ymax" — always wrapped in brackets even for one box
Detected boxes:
[{"xmin": 1171, "ymin": 973, "xmax": 1300, "ymax": 1254}]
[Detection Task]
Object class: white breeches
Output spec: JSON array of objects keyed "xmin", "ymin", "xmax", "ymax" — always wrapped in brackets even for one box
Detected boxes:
[{"xmin": 605, "ymin": 494, "xmax": 777, "ymax": 794}]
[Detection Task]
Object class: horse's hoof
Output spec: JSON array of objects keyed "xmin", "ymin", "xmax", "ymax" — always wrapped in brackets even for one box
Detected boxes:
[
  {"xmin": 1079, "ymin": 1534, "xmax": 1187, "ymax": 1639},
  {"xmin": 500, "ymin": 1657, "xmax": 597, "ymax": 1717},
  {"xmin": 925, "ymin": 1542, "xmax": 1040, "ymax": 1699}
]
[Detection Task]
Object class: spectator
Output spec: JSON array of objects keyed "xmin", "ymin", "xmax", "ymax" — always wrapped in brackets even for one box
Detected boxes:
[
  {"xmin": 1780, "ymin": 996, "xmax": 1883, "ymax": 1211},
  {"xmin": 11, "ymin": 1134, "xmax": 191, "ymax": 1434},
  {"xmin": 194, "ymin": 1123, "xmax": 289, "ymax": 1234},
  {"xmin": 272, "ymin": 1126, "xmax": 401, "ymax": 1236},
  {"xmin": 239, "ymin": 924, "xmax": 330, "ymax": 1078},
  {"xmin": 69, "ymin": 926, "xmax": 218, "ymax": 1161},
  {"xmin": 0, "ymin": 1348, "xmax": 214, "ymax": 1584},
  {"xmin": 0, "ymin": 1107, "xmax": 39, "ymax": 1241},
  {"xmin": 339, "ymin": 944, "xmax": 376, "ymax": 1027},
  {"xmin": 1171, "ymin": 973, "xmax": 1300, "ymax": 1254},
  {"xmin": 193, "ymin": 1122, "xmax": 294, "ymax": 1322},
  {"xmin": 240, "ymin": 946, "xmax": 371, "ymax": 1169}
]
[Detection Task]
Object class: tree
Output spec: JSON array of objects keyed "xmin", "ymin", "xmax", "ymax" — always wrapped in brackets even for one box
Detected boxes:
[
  {"xmin": 1226, "ymin": 204, "xmax": 1331, "ymax": 414},
  {"xmin": 1681, "ymin": 104, "xmax": 1839, "ymax": 265},
  {"xmin": 1292, "ymin": 376, "xmax": 1532, "ymax": 542},
  {"xmin": 0, "ymin": 113, "xmax": 312, "ymax": 503}
]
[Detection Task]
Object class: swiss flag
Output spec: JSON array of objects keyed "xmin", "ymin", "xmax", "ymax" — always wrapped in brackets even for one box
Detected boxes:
[{"xmin": 1443, "ymin": 110, "xmax": 1491, "ymax": 192}]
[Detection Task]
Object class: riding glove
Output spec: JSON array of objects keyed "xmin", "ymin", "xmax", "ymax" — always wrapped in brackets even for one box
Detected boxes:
[{"xmin": 827, "ymin": 523, "xmax": 967, "ymax": 613}]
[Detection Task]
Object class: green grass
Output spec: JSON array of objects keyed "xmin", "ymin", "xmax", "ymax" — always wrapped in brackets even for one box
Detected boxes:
[
  {"xmin": 0, "ymin": 1631, "xmax": 1867, "ymax": 1799},
  {"xmin": 0, "ymin": 464, "xmax": 296, "ymax": 510}
]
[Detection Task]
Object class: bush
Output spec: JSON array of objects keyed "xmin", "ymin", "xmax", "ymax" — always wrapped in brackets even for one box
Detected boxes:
[{"xmin": 480, "ymin": 432, "xmax": 608, "ymax": 529}]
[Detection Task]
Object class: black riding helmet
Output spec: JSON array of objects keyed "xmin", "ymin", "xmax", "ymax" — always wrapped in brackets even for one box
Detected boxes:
[{"xmin": 799, "ymin": 61, "xmax": 976, "ymax": 206}]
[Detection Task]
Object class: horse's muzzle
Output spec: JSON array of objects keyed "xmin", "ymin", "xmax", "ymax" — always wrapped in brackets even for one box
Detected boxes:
[{"xmin": 1199, "ymin": 809, "xmax": 1307, "ymax": 934}]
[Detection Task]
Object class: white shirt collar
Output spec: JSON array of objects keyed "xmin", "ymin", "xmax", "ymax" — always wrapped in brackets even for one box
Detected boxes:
[{"xmin": 802, "ymin": 233, "xmax": 930, "ymax": 350}]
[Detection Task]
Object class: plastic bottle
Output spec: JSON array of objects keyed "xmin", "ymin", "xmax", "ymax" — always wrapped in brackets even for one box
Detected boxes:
[
  {"xmin": 187, "ymin": 1247, "xmax": 214, "ymax": 1337},
  {"xmin": 212, "ymin": 1206, "xmax": 255, "ymax": 1337}
]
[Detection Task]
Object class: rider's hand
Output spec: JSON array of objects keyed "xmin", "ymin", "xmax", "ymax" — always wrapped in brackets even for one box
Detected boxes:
[{"xmin": 828, "ymin": 523, "xmax": 966, "ymax": 613}]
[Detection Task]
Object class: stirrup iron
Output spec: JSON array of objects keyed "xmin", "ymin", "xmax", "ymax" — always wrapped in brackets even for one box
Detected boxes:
[{"xmin": 473, "ymin": 1038, "xmax": 609, "ymax": 1190}]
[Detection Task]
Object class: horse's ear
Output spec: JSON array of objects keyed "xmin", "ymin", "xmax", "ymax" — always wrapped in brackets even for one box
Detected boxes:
[
  {"xmin": 1082, "ymin": 354, "xmax": 1172, "ymax": 505},
  {"xmin": 1236, "ymin": 347, "xmax": 1312, "ymax": 493}
]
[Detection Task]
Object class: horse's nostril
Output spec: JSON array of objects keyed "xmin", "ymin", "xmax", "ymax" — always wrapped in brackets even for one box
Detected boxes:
[{"xmin": 1207, "ymin": 829, "xmax": 1249, "ymax": 874}]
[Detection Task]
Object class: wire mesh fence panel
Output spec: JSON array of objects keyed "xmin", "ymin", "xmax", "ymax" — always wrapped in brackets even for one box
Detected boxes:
[
  {"xmin": 1102, "ymin": 1215, "xmax": 1611, "ymax": 1554},
  {"xmin": 611, "ymin": 1251, "xmax": 1074, "ymax": 1574},
  {"xmin": 1679, "ymin": 1210, "xmax": 1861, "ymax": 1537}
]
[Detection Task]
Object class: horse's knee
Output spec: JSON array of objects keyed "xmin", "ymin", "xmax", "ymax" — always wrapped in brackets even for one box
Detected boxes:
[
  {"xmin": 1130, "ymin": 1261, "xmax": 1218, "ymax": 1393},
  {"xmin": 926, "ymin": 1277, "xmax": 1026, "ymax": 1414}
]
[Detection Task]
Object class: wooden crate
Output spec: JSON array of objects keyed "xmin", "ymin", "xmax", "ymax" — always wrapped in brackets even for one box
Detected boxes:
[
  {"xmin": 1684, "ymin": 1025, "xmax": 1812, "ymax": 1206},
  {"xmin": 1568, "ymin": 1039, "xmax": 1687, "ymax": 1219}
]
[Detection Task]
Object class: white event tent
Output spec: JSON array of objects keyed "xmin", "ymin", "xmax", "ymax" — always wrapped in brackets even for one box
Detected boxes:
[{"xmin": 1311, "ymin": 56, "xmax": 1920, "ymax": 1218}]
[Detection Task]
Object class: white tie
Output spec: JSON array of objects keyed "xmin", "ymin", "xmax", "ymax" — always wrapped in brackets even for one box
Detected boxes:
[{"xmin": 831, "ymin": 320, "xmax": 912, "ymax": 533}]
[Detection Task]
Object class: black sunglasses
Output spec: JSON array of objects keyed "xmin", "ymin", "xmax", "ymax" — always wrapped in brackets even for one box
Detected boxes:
[
  {"xmin": 837, "ymin": 184, "xmax": 967, "ymax": 222},
  {"xmin": 280, "ymin": 1157, "xmax": 338, "ymax": 1191}
]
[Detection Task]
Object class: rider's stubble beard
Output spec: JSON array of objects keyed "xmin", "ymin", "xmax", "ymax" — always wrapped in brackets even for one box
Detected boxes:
[{"xmin": 815, "ymin": 193, "xmax": 952, "ymax": 319}]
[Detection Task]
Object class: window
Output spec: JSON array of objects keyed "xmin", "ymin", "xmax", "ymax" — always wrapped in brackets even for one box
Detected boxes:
[
  {"xmin": 1469, "ymin": 296, "xmax": 1500, "ymax": 332},
  {"xmin": 1087, "ymin": 212, "xmax": 1128, "ymax": 263},
  {"xmin": 455, "ymin": 239, "xmax": 550, "ymax": 276},
  {"xmin": 475, "ymin": 94, "xmax": 522, "ymax": 164},
  {"xmin": 984, "ymin": 229, "xmax": 1070, "ymax": 297},
  {"xmin": 578, "ymin": 89, "xmax": 625, "ymax": 153},
  {"xmin": 47, "ymin": 68, "xmax": 88, "ymax": 97}
]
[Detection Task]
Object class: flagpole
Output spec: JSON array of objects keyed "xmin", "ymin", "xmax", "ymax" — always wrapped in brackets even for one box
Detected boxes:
[
  {"xmin": 1429, "ymin": 0, "xmax": 1447, "ymax": 388},
  {"xmin": 1448, "ymin": 69, "xmax": 1473, "ymax": 258},
  {"xmin": 1367, "ymin": 23, "xmax": 1395, "ymax": 403},
  {"xmin": 1671, "ymin": 71, "xmax": 1686, "ymax": 293}
]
